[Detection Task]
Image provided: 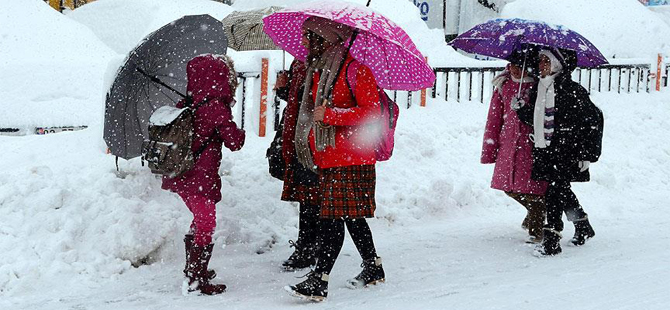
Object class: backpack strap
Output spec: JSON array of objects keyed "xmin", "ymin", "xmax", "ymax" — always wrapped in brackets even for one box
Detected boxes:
[
  {"xmin": 194, "ymin": 129, "xmax": 219, "ymax": 160},
  {"xmin": 344, "ymin": 60, "xmax": 361, "ymax": 101},
  {"xmin": 344, "ymin": 61, "xmax": 393, "ymax": 129},
  {"xmin": 190, "ymin": 97, "xmax": 220, "ymax": 160}
]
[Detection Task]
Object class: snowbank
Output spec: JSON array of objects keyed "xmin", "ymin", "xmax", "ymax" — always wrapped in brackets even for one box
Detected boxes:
[
  {"xmin": 67, "ymin": 0, "xmax": 235, "ymax": 55},
  {"xmin": 0, "ymin": 0, "xmax": 117, "ymax": 129},
  {"xmin": 651, "ymin": 5, "xmax": 670, "ymax": 27},
  {"xmin": 501, "ymin": 0, "xmax": 670, "ymax": 59}
]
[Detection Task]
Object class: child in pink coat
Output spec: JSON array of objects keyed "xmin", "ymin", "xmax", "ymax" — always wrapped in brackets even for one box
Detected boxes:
[
  {"xmin": 162, "ymin": 54, "xmax": 245, "ymax": 295},
  {"xmin": 481, "ymin": 58, "xmax": 547, "ymax": 243}
]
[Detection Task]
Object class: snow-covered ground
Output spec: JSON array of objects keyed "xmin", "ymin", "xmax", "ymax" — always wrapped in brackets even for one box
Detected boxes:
[
  {"xmin": 1, "ymin": 0, "xmax": 670, "ymax": 309},
  {"xmin": 2, "ymin": 92, "xmax": 670, "ymax": 309}
]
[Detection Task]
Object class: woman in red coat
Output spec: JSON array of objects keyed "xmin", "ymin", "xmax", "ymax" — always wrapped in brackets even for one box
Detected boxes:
[
  {"xmin": 162, "ymin": 54, "xmax": 245, "ymax": 295},
  {"xmin": 286, "ymin": 17, "xmax": 385, "ymax": 302}
]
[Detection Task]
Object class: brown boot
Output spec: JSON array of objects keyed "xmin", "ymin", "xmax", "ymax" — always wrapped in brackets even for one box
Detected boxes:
[
  {"xmin": 183, "ymin": 235, "xmax": 216, "ymax": 280},
  {"xmin": 525, "ymin": 196, "xmax": 546, "ymax": 242},
  {"xmin": 185, "ymin": 243, "xmax": 226, "ymax": 295}
]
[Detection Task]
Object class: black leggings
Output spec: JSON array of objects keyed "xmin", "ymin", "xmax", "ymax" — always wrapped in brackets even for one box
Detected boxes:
[
  {"xmin": 298, "ymin": 203, "xmax": 320, "ymax": 247},
  {"xmin": 545, "ymin": 181, "xmax": 588, "ymax": 232},
  {"xmin": 315, "ymin": 218, "xmax": 377, "ymax": 275}
]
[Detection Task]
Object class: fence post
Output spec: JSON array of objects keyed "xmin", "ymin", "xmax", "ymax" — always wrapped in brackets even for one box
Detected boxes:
[
  {"xmin": 259, "ymin": 58, "xmax": 268, "ymax": 137},
  {"xmin": 240, "ymin": 76, "xmax": 247, "ymax": 129},
  {"xmin": 657, "ymin": 53, "xmax": 663, "ymax": 92}
]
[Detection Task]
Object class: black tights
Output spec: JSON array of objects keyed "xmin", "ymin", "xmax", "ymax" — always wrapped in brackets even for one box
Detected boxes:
[
  {"xmin": 315, "ymin": 218, "xmax": 377, "ymax": 275},
  {"xmin": 297, "ymin": 203, "xmax": 320, "ymax": 248},
  {"xmin": 545, "ymin": 181, "xmax": 588, "ymax": 232}
]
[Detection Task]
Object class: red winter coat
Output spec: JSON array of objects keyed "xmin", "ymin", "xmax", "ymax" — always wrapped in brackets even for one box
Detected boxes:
[
  {"xmin": 481, "ymin": 70, "xmax": 547, "ymax": 195},
  {"xmin": 309, "ymin": 56, "xmax": 381, "ymax": 169},
  {"xmin": 162, "ymin": 55, "xmax": 245, "ymax": 203}
]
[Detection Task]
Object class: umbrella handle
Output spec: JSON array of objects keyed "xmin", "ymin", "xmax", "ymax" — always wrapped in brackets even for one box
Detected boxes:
[{"xmin": 329, "ymin": 0, "xmax": 370, "ymax": 100}]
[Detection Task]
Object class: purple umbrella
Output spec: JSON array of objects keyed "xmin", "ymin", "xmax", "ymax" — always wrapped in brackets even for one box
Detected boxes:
[
  {"xmin": 262, "ymin": 1, "xmax": 435, "ymax": 91},
  {"xmin": 449, "ymin": 18, "xmax": 608, "ymax": 68}
]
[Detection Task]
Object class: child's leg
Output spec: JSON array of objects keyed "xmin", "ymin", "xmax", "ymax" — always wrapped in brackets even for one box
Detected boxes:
[{"xmin": 180, "ymin": 193, "xmax": 217, "ymax": 246}]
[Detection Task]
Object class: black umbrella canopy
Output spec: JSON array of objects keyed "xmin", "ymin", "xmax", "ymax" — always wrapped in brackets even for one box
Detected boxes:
[{"xmin": 104, "ymin": 14, "xmax": 228, "ymax": 160}]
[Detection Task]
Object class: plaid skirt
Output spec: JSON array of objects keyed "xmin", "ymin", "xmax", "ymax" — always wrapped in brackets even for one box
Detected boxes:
[
  {"xmin": 319, "ymin": 165, "xmax": 376, "ymax": 219},
  {"xmin": 281, "ymin": 161, "xmax": 320, "ymax": 205}
]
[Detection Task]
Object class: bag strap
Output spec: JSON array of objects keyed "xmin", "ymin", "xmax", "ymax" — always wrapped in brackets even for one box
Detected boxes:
[
  {"xmin": 193, "ymin": 129, "xmax": 218, "ymax": 160},
  {"xmin": 190, "ymin": 97, "xmax": 219, "ymax": 160},
  {"xmin": 344, "ymin": 61, "xmax": 393, "ymax": 129}
]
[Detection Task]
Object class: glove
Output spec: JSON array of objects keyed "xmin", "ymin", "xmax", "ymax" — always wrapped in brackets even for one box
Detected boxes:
[
  {"xmin": 578, "ymin": 161, "xmax": 590, "ymax": 172},
  {"xmin": 510, "ymin": 94, "xmax": 526, "ymax": 111}
]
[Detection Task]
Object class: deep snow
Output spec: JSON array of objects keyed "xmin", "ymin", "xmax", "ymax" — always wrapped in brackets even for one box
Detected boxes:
[{"xmin": 1, "ymin": 0, "xmax": 670, "ymax": 309}]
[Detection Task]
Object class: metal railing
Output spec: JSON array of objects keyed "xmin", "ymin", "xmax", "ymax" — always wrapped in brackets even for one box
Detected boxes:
[
  {"xmin": 431, "ymin": 62, "xmax": 666, "ymax": 103},
  {"xmin": 236, "ymin": 71, "xmax": 415, "ymax": 133},
  {"xmin": 4, "ymin": 63, "xmax": 663, "ymax": 136}
]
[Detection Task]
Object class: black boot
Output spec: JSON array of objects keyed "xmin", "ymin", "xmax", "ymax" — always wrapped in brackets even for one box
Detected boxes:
[
  {"xmin": 571, "ymin": 218, "xmax": 595, "ymax": 246},
  {"xmin": 535, "ymin": 228, "xmax": 562, "ymax": 256},
  {"xmin": 285, "ymin": 271, "xmax": 329, "ymax": 302},
  {"xmin": 183, "ymin": 235, "xmax": 216, "ymax": 280},
  {"xmin": 347, "ymin": 257, "xmax": 386, "ymax": 288},
  {"xmin": 184, "ymin": 244, "xmax": 226, "ymax": 295},
  {"xmin": 282, "ymin": 240, "xmax": 317, "ymax": 271}
]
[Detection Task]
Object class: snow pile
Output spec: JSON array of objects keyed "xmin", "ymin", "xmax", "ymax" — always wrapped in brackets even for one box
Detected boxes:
[
  {"xmin": 149, "ymin": 106, "xmax": 187, "ymax": 126},
  {"xmin": 67, "ymin": 0, "xmax": 235, "ymax": 55},
  {"xmin": 501, "ymin": 0, "xmax": 670, "ymax": 59},
  {"xmin": 651, "ymin": 5, "xmax": 670, "ymax": 27},
  {"xmin": 0, "ymin": 0, "xmax": 116, "ymax": 129},
  {"xmin": 0, "ymin": 126, "xmax": 297, "ymax": 294}
]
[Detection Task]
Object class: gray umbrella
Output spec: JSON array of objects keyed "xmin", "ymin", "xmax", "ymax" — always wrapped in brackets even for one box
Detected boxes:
[
  {"xmin": 222, "ymin": 7, "xmax": 283, "ymax": 51},
  {"xmin": 104, "ymin": 14, "xmax": 228, "ymax": 160}
]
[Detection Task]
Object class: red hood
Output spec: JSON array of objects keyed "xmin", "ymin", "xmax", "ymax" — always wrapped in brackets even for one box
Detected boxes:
[{"xmin": 186, "ymin": 54, "xmax": 233, "ymax": 105}]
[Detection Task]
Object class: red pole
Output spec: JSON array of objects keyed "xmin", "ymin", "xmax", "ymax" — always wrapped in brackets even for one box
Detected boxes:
[
  {"xmin": 656, "ymin": 53, "xmax": 663, "ymax": 92},
  {"xmin": 259, "ymin": 58, "xmax": 269, "ymax": 137}
]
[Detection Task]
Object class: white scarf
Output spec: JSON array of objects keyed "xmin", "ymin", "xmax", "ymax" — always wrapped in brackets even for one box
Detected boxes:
[{"xmin": 532, "ymin": 50, "xmax": 563, "ymax": 148}]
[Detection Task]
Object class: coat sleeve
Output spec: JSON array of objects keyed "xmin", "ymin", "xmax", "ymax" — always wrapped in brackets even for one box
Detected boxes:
[
  {"xmin": 322, "ymin": 65, "xmax": 381, "ymax": 127},
  {"xmin": 481, "ymin": 88, "xmax": 504, "ymax": 164},
  {"xmin": 214, "ymin": 102, "xmax": 246, "ymax": 151}
]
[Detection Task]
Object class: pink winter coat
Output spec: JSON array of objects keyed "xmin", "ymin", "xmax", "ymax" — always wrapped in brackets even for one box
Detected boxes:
[
  {"xmin": 481, "ymin": 70, "xmax": 547, "ymax": 195},
  {"xmin": 161, "ymin": 55, "xmax": 245, "ymax": 203}
]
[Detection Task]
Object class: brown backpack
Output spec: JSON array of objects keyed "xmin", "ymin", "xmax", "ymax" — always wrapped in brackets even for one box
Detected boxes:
[{"xmin": 142, "ymin": 99, "xmax": 214, "ymax": 178}]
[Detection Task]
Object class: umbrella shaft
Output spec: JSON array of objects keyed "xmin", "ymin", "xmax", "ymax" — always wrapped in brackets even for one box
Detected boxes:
[{"xmin": 136, "ymin": 67, "xmax": 188, "ymax": 99}]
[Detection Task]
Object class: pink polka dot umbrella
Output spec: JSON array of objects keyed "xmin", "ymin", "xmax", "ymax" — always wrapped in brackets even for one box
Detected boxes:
[{"xmin": 262, "ymin": 1, "xmax": 435, "ymax": 91}]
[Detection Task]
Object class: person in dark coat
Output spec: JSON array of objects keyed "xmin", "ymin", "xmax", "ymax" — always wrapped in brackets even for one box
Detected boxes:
[
  {"xmin": 275, "ymin": 59, "xmax": 322, "ymax": 270},
  {"xmin": 285, "ymin": 17, "xmax": 385, "ymax": 302},
  {"xmin": 515, "ymin": 48, "xmax": 602, "ymax": 256},
  {"xmin": 162, "ymin": 54, "xmax": 246, "ymax": 294}
]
